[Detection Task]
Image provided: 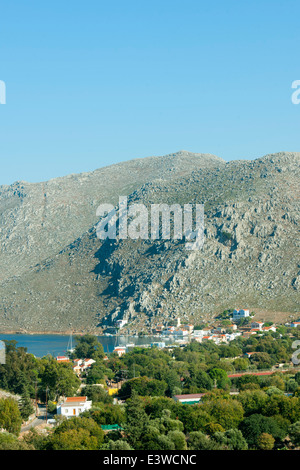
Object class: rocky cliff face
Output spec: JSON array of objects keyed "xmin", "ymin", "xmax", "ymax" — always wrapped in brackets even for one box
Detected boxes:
[{"xmin": 0, "ymin": 151, "xmax": 298, "ymax": 332}]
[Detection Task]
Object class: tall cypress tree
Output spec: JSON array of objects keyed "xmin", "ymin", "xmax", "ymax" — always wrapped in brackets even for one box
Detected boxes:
[{"xmin": 124, "ymin": 391, "xmax": 149, "ymax": 450}]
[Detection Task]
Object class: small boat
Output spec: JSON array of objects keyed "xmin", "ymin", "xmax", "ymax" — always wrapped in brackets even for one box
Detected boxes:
[{"xmin": 67, "ymin": 332, "xmax": 75, "ymax": 354}]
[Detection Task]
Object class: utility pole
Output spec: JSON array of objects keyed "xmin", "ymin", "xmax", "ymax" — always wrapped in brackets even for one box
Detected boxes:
[
  {"xmin": 45, "ymin": 387, "xmax": 49, "ymax": 424},
  {"xmin": 35, "ymin": 380, "xmax": 38, "ymax": 417}
]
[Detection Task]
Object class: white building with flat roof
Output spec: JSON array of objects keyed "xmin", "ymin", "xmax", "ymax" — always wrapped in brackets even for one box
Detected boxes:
[
  {"xmin": 233, "ymin": 308, "xmax": 250, "ymax": 319},
  {"xmin": 173, "ymin": 393, "xmax": 206, "ymax": 404},
  {"xmin": 57, "ymin": 396, "xmax": 92, "ymax": 418}
]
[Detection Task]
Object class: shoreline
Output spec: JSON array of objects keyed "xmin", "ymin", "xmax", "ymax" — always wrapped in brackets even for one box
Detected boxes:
[
  {"xmin": 0, "ymin": 330, "xmax": 170, "ymax": 340},
  {"xmin": 0, "ymin": 330, "xmax": 153, "ymax": 337},
  {"xmin": 0, "ymin": 330, "xmax": 100, "ymax": 336}
]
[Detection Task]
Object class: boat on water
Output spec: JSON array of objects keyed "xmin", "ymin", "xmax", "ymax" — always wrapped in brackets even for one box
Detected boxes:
[{"xmin": 67, "ymin": 332, "xmax": 75, "ymax": 354}]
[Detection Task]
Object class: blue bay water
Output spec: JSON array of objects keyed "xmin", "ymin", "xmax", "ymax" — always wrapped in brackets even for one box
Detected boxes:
[{"xmin": 0, "ymin": 333, "xmax": 171, "ymax": 358}]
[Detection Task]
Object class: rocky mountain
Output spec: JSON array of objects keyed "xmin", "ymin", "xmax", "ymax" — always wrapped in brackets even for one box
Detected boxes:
[{"xmin": 0, "ymin": 151, "xmax": 299, "ymax": 333}]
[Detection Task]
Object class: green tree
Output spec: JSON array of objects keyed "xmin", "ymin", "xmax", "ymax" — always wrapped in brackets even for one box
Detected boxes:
[
  {"xmin": 85, "ymin": 403, "xmax": 125, "ymax": 426},
  {"xmin": 233, "ymin": 358, "xmax": 249, "ymax": 371},
  {"xmin": 214, "ymin": 428, "xmax": 248, "ymax": 450},
  {"xmin": 184, "ymin": 408, "xmax": 213, "ymax": 433},
  {"xmin": 49, "ymin": 428, "xmax": 99, "ymax": 450},
  {"xmin": 266, "ymin": 386, "xmax": 284, "ymax": 397},
  {"xmin": 119, "ymin": 376, "xmax": 167, "ymax": 398},
  {"xmin": 86, "ymin": 365, "xmax": 105, "ymax": 384},
  {"xmin": 21, "ymin": 428, "xmax": 49, "ymax": 450},
  {"xmin": 237, "ymin": 389, "xmax": 268, "ymax": 416},
  {"xmin": 187, "ymin": 431, "xmax": 224, "ymax": 450},
  {"xmin": 124, "ymin": 391, "xmax": 149, "ymax": 449},
  {"xmin": 164, "ymin": 370, "xmax": 182, "ymax": 397},
  {"xmin": 208, "ymin": 368, "xmax": 230, "ymax": 389},
  {"xmin": 19, "ymin": 392, "xmax": 35, "ymax": 421},
  {"xmin": 48, "ymin": 416, "xmax": 104, "ymax": 450},
  {"xmin": 146, "ymin": 433, "xmax": 175, "ymax": 450},
  {"xmin": 295, "ymin": 372, "xmax": 300, "ymax": 385},
  {"xmin": 239, "ymin": 414, "xmax": 285, "ymax": 448},
  {"xmin": 0, "ymin": 341, "xmax": 38, "ymax": 396},
  {"xmin": 250, "ymin": 352, "xmax": 275, "ymax": 369},
  {"xmin": 201, "ymin": 398, "xmax": 244, "ymax": 430},
  {"xmin": 0, "ymin": 432, "xmax": 33, "ymax": 450},
  {"xmin": 257, "ymin": 433, "xmax": 275, "ymax": 450},
  {"xmin": 262, "ymin": 395, "xmax": 300, "ymax": 423},
  {"xmin": 105, "ymin": 439, "xmax": 133, "ymax": 450},
  {"xmin": 38, "ymin": 358, "xmax": 80, "ymax": 401},
  {"xmin": 167, "ymin": 430, "xmax": 187, "ymax": 450},
  {"xmin": 288, "ymin": 421, "xmax": 300, "ymax": 447},
  {"xmin": 0, "ymin": 398, "xmax": 22, "ymax": 435},
  {"xmin": 81, "ymin": 385, "xmax": 113, "ymax": 404},
  {"xmin": 74, "ymin": 335, "xmax": 105, "ymax": 361},
  {"xmin": 286, "ymin": 379, "xmax": 298, "ymax": 394},
  {"xmin": 144, "ymin": 397, "xmax": 175, "ymax": 418}
]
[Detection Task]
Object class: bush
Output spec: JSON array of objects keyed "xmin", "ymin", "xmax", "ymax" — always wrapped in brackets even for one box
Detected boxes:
[
  {"xmin": 257, "ymin": 433, "xmax": 275, "ymax": 450},
  {"xmin": 288, "ymin": 421, "xmax": 300, "ymax": 447},
  {"xmin": 239, "ymin": 414, "xmax": 285, "ymax": 448},
  {"xmin": 214, "ymin": 428, "xmax": 248, "ymax": 450},
  {"xmin": 187, "ymin": 431, "xmax": 224, "ymax": 450}
]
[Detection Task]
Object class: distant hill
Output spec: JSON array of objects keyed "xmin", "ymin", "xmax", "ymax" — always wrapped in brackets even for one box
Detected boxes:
[{"xmin": 0, "ymin": 151, "xmax": 299, "ymax": 333}]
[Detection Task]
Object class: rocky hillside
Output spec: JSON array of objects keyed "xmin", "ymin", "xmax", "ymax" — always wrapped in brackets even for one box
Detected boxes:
[{"xmin": 0, "ymin": 151, "xmax": 299, "ymax": 333}]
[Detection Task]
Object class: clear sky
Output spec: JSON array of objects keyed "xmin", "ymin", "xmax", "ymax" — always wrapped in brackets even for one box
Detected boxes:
[{"xmin": 0, "ymin": 0, "xmax": 300, "ymax": 185}]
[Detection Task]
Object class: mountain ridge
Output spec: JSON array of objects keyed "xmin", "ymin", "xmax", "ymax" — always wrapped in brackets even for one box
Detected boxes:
[{"xmin": 0, "ymin": 150, "xmax": 299, "ymax": 333}]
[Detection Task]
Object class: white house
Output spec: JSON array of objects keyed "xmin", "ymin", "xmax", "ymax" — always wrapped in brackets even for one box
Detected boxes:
[
  {"xmin": 193, "ymin": 328, "xmax": 212, "ymax": 337},
  {"xmin": 251, "ymin": 321, "xmax": 264, "ymax": 330},
  {"xmin": 72, "ymin": 358, "xmax": 96, "ymax": 376},
  {"xmin": 262, "ymin": 325, "xmax": 277, "ymax": 333},
  {"xmin": 233, "ymin": 308, "xmax": 250, "ymax": 319},
  {"xmin": 57, "ymin": 396, "xmax": 92, "ymax": 418},
  {"xmin": 113, "ymin": 346, "xmax": 127, "ymax": 357},
  {"xmin": 172, "ymin": 328, "xmax": 189, "ymax": 337},
  {"xmin": 56, "ymin": 356, "xmax": 70, "ymax": 363},
  {"xmin": 82, "ymin": 358, "xmax": 96, "ymax": 369},
  {"xmin": 291, "ymin": 322, "xmax": 300, "ymax": 328}
]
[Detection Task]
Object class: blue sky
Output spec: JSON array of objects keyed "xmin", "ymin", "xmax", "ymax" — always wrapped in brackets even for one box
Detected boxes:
[{"xmin": 0, "ymin": 0, "xmax": 300, "ymax": 185}]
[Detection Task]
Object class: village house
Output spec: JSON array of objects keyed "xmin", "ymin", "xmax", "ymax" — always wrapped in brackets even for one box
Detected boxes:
[
  {"xmin": 82, "ymin": 358, "xmax": 96, "ymax": 369},
  {"xmin": 251, "ymin": 321, "xmax": 264, "ymax": 330},
  {"xmin": 212, "ymin": 327, "xmax": 226, "ymax": 334},
  {"xmin": 172, "ymin": 327, "xmax": 190, "ymax": 337},
  {"xmin": 250, "ymin": 328, "xmax": 261, "ymax": 334},
  {"xmin": 232, "ymin": 308, "xmax": 250, "ymax": 320},
  {"xmin": 192, "ymin": 328, "xmax": 211, "ymax": 338},
  {"xmin": 57, "ymin": 396, "xmax": 92, "ymax": 418},
  {"xmin": 244, "ymin": 352, "xmax": 258, "ymax": 359},
  {"xmin": 73, "ymin": 364, "xmax": 82, "ymax": 376},
  {"xmin": 113, "ymin": 346, "xmax": 127, "ymax": 357},
  {"xmin": 201, "ymin": 335, "xmax": 213, "ymax": 343},
  {"xmin": 152, "ymin": 324, "xmax": 164, "ymax": 335},
  {"xmin": 72, "ymin": 358, "xmax": 96, "ymax": 376},
  {"xmin": 262, "ymin": 325, "xmax": 277, "ymax": 332},
  {"xmin": 192, "ymin": 328, "xmax": 241, "ymax": 344},
  {"xmin": 56, "ymin": 356, "xmax": 70, "ymax": 363}
]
